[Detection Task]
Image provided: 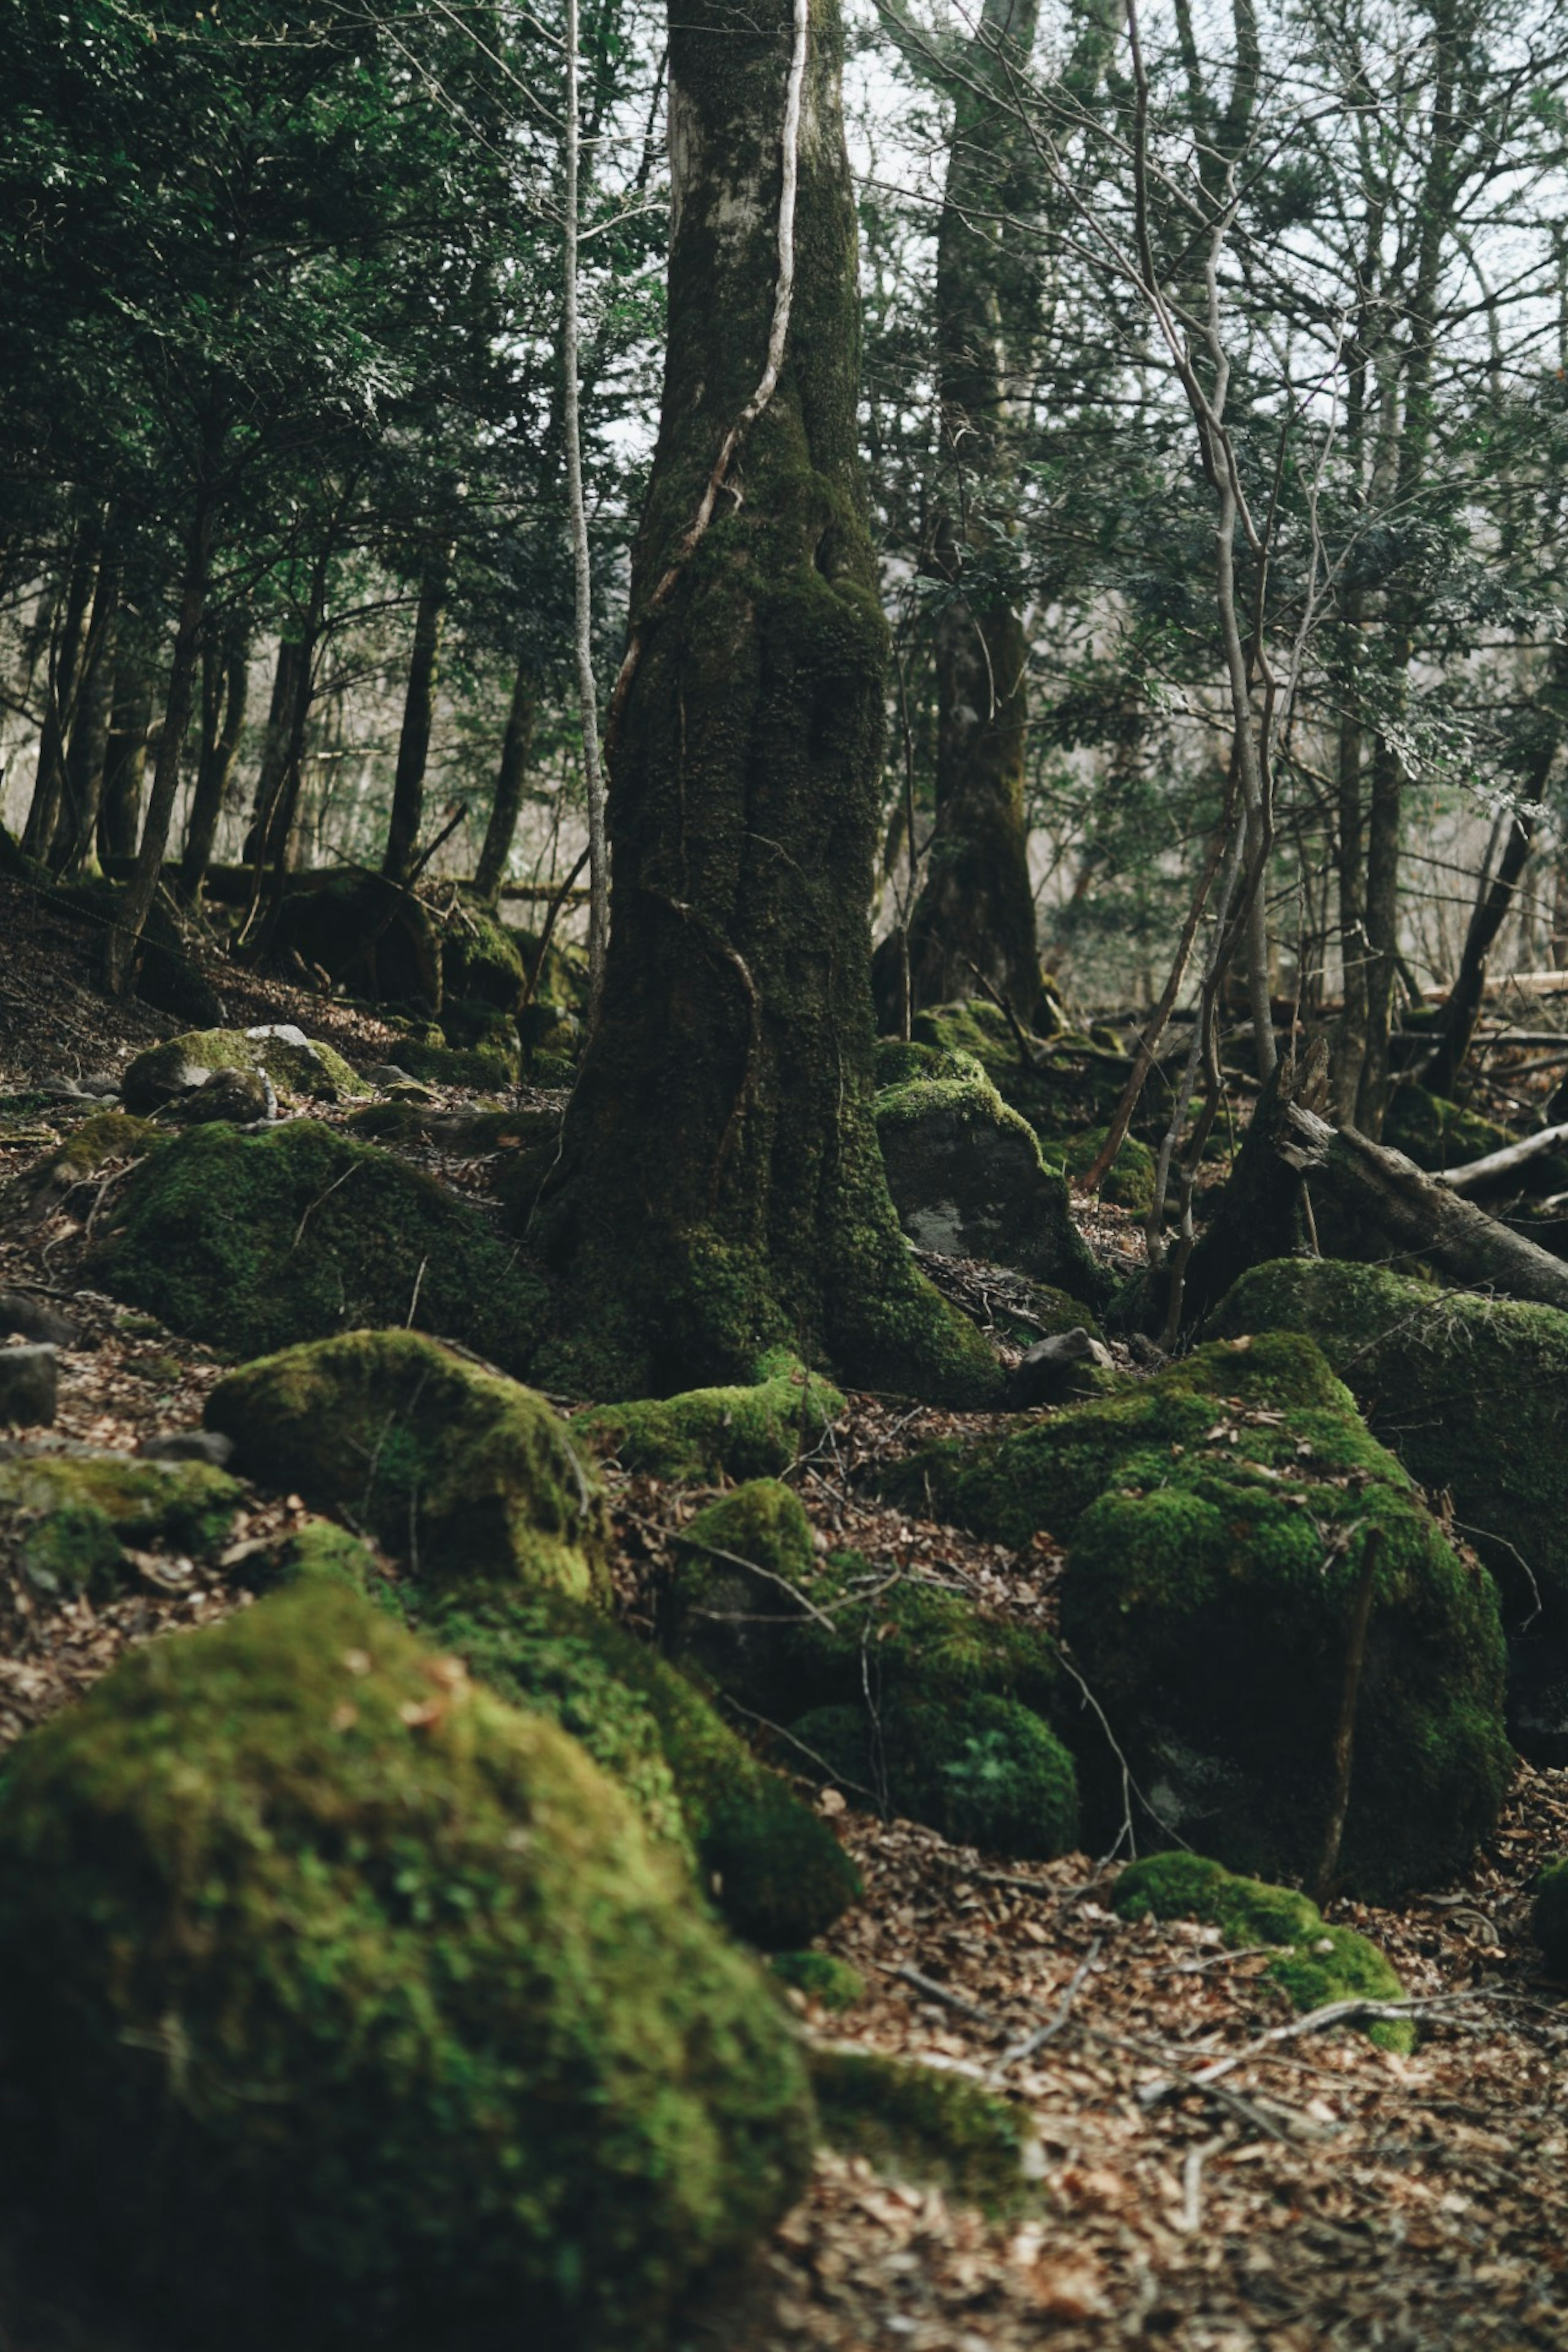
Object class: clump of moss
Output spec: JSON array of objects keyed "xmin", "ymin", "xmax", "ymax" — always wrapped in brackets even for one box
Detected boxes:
[
  {"xmin": 1533, "ymin": 1858, "xmax": 1568, "ymax": 1974},
  {"xmin": 910, "ymin": 999, "xmax": 1145, "ymax": 1144},
  {"xmin": 8, "ymin": 1110, "xmax": 163, "ymax": 1219},
  {"xmin": 771, "ymin": 1950, "xmax": 864, "ymax": 2010},
  {"xmin": 808, "ymin": 2047, "xmax": 1039, "ymax": 2212},
  {"xmin": 396, "ymin": 1027, "xmax": 521, "ymax": 1090},
  {"xmin": 206, "ymin": 1330, "xmax": 606, "ymax": 1604},
  {"xmin": 90, "ymin": 1120, "xmax": 548, "ymax": 1375},
  {"xmin": 1113, "ymin": 1852, "xmax": 1414, "ymax": 2051},
  {"xmin": 249, "ymin": 1519, "xmax": 381, "ymax": 1595},
  {"xmin": 0, "ymin": 1580, "xmax": 814, "ymax": 2349},
  {"xmin": 0, "ymin": 1452, "xmax": 243, "ymax": 1564},
  {"xmin": 441, "ymin": 901, "xmax": 525, "ymax": 1012},
  {"xmin": 1383, "ymin": 1083, "xmax": 1522, "ymax": 1176},
  {"xmin": 791, "ymin": 1693, "xmax": 1079, "ymax": 1858},
  {"xmin": 421, "ymin": 1584, "xmax": 860, "ymax": 1949},
  {"xmin": 577, "ymin": 1350, "xmax": 845, "ymax": 1481},
  {"xmin": 1060, "ymin": 1126, "xmax": 1157, "ymax": 1214}
]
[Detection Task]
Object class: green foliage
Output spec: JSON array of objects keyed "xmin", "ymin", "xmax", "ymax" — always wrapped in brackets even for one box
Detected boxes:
[
  {"xmin": 1113, "ymin": 1853, "xmax": 1413, "ymax": 2051},
  {"xmin": 91, "ymin": 1120, "xmax": 548, "ymax": 1373},
  {"xmin": 206, "ymin": 1329, "xmax": 606, "ymax": 1603},
  {"xmin": 808, "ymin": 2047, "xmax": 1038, "ymax": 2212},
  {"xmin": 576, "ymin": 1351, "xmax": 845, "ymax": 1480},
  {"xmin": 0, "ymin": 1581, "xmax": 813, "ymax": 2349},
  {"xmin": 421, "ymin": 1584, "xmax": 861, "ymax": 1950},
  {"xmin": 770, "ymin": 1949, "xmax": 865, "ymax": 2009},
  {"xmin": 791, "ymin": 1693, "xmax": 1079, "ymax": 1858}
]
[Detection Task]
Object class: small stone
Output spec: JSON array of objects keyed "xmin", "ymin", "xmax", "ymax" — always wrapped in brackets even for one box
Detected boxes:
[
  {"xmin": 125, "ymin": 1054, "xmax": 212, "ymax": 1112},
  {"xmin": 0, "ymin": 1291, "xmax": 83, "ymax": 1350},
  {"xmin": 80, "ymin": 1072, "xmax": 122, "ymax": 1098},
  {"xmin": 0, "ymin": 1345, "xmax": 58, "ymax": 1429},
  {"xmin": 366, "ymin": 1063, "xmax": 416, "ymax": 1089},
  {"xmin": 245, "ymin": 1023, "xmax": 311, "ymax": 1049},
  {"xmin": 1008, "ymin": 1327, "xmax": 1114, "ymax": 1408},
  {"xmin": 138, "ymin": 1430, "xmax": 236, "ymax": 1469}
]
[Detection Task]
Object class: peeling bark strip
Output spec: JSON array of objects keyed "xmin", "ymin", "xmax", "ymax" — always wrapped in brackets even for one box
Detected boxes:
[{"xmin": 605, "ymin": 0, "xmax": 809, "ymax": 748}]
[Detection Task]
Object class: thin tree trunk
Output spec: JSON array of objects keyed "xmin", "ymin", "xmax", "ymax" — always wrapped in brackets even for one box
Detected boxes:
[
  {"xmin": 99, "ymin": 655, "xmax": 155, "ymax": 864},
  {"xmin": 474, "ymin": 657, "xmax": 536, "ymax": 901},
  {"xmin": 381, "ymin": 561, "xmax": 449, "ymax": 888},
  {"xmin": 1330, "ymin": 617, "xmax": 1368, "ymax": 1120},
  {"xmin": 54, "ymin": 550, "xmax": 122, "ymax": 874},
  {"xmin": 243, "ymin": 639, "xmax": 307, "ymax": 871},
  {"xmin": 563, "ymin": 0, "xmax": 609, "ymax": 1018},
  {"xmin": 535, "ymin": 0, "xmax": 996, "ymax": 1403},
  {"xmin": 21, "ymin": 531, "xmax": 100, "ymax": 862},
  {"xmin": 180, "ymin": 625, "xmax": 251, "ymax": 896},
  {"xmin": 105, "ymin": 503, "xmax": 213, "ymax": 995}
]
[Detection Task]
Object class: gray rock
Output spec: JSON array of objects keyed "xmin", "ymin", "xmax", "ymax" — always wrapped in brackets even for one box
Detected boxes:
[
  {"xmin": 125, "ymin": 1054, "xmax": 212, "ymax": 1112},
  {"xmin": 0, "ymin": 1291, "xmax": 84, "ymax": 1350},
  {"xmin": 366, "ymin": 1062, "xmax": 415, "ymax": 1089},
  {"xmin": 1008, "ymin": 1327, "xmax": 1114, "ymax": 1409},
  {"xmin": 170, "ymin": 1067, "xmax": 276, "ymax": 1125},
  {"xmin": 138, "ymin": 1429, "xmax": 236, "ymax": 1468},
  {"xmin": 80, "ymin": 1072, "xmax": 122, "ymax": 1098},
  {"xmin": 245, "ymin": 1022, "xmax": 311, "ymax": 1049},
  {"xmin": 0, "ymin": 1345, "xmax": 58, "ymax": 1429}
]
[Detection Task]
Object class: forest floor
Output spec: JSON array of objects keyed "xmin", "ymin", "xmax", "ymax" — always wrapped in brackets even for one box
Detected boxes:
[{"xmin": 1, "ymin": 874, "xmax": 1567, "ymax": 2349}]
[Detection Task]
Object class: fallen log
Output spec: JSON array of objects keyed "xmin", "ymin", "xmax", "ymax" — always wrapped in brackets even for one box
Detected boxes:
[{"xmin": 1430, "ymin": 1118, "xmax": 1568, "ymax": 1196}]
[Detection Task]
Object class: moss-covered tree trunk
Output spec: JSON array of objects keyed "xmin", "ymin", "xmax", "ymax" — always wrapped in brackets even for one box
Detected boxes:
[
  {"xmin": 904, "ymin": 0, "xmax": 1042, "ymax": 1021},
  {"xmin": 535, "ymin": 0, "xmax": 998, "ymax": 1405}
]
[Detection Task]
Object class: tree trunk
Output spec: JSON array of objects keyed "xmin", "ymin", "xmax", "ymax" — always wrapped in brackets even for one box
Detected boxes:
[
  {"xmin": 1330, "ymin": 634, "xmax": 1368, "ymax": 1122},
  {"xmin": 1356, "ymin": 733, "xmax": 1403, "ymax": 1134},
  {"xmin": 243, "ymin": 638, "xmax": 308, "ymax": 871},
  {"xmin": 98, "ymin": 653, "xmax": 155, "ymax": 863},
  {"xmin": 180, "ymin": 625, "xmax": 251, "ymax": 896},
  {"xmin": 53, "ymin": 549, "xmax": 122, "ymax": 874},
  {"xmin": 1422, "ymin": 810, "xmax": 1534, "ymax": 1098},
  {"xmin": 20, "ymin": 532, "xmax": 100, "ymax": 862},
  {"xmin": 904, "ymin": 0, "xmax": 1043, "ymax": 1022},
  {"xmin": 381, "ymin": 561, "xmax": 448, "ymax": 888},
  {"xmin": 105, "ymin": 503, "xmax": 213, "ymax": 995},
  {"xmin": 535, "ymin": 0, "xmax": 998, "ymax": 1404},
  {"xmin": 474, "ymin": 657, "xmax": 535, "ymax": 901}
]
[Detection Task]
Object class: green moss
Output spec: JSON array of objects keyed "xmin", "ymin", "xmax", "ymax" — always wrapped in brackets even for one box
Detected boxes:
[
  {"xmin": 206, "ymin": 1330, "xmax": 606, "ymax": 1604},
  {"xmin": 1533, "ymin": 1858, "xmax": 1568, "ymax": 1973},
  {"xmin": 771, "ymin": 1950, "xmax": 864, "ymax": 2010},
  {"xmin": 790, "ymin": 1693, "xmax": 1078, "ymax": 1857},
  {"xmin": 1113, "ymin": 1853, "xmax": 1414, "ymax": 2052},
  {"xmin": 0, "ymin": 1453, "xmax": 243, "ymax": 1560},
  {"xmin": 441, "ymin": 901, "xmax": 525, "ymax": 1012},
  {"xmin": 808, "ymin": 2048, "xmax": 1038, "ymax": 2213},
  {"xmin": 255, "ymin": 1519, "xmax": 380, "ymax": 1595},
  {"xmin": 0, "ymin": 1581, "xmax": 814, "ymax": 2349},
  {"xmin": 910, "ymin": 1000, "xmax": 1140, "ymax": 1143},
  {"xmin": 1384, "ymin": 1084, "xmax": 1520, "ymax": 1174},
  {"xmin": 1060, "ymin": 1126, "xmax": 1157, "ymax": 1214},
  {"xmin": 18, "ymin": 1502, "xmax": 125, "ymax": 1599},
  {"xmin": 90, "ymin": 1120, "xmax": 548, "ymax": 1375},
  {"xmin": 396, "ymin": 1029, "xmax": 521, "ymax": 1090},
  {"xmin": 8, "ymin": 1110, "xmax": 162, "ymax": 1215},
  {"xmin": 122, "ymin": 1027, "xmax": 365, "ymax": 1110},
  {"xmin": 577, "ymin": 1352, "xmax": 845, "ymax": 1481},
  {"xmin": 421, "ymin": 1585, "xmax": 860, "ymax": 1949}
]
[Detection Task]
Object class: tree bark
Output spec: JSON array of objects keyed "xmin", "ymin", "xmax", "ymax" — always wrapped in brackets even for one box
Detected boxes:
[
  {"xmin": 535, "ymin": 0, "xmax": 998, "ymax": 1403},
  {"xmin": 474, "ymin": 657, "xmax": 536, "ymax": 902},
  {"xmin": 53, "ymin": 548, "xmax": 121, "ymax": 874},
  {"xmin": 381, "ymin": 560, "xmax": 449, "ymax": 889},
  {"xmin": 98, "ymin": 653, "xmax": 155, "ymax": 864},
  {"xmin": 904, "ymin": 0, "xmax": 1043, "ymax": 1022},
  {"xmin": 180, "ymin": 624, "xmax": 251, "ymax": 897},
  {"xmin": 20, "ymin": 530, "xmax": 100, "ymax": 863}
]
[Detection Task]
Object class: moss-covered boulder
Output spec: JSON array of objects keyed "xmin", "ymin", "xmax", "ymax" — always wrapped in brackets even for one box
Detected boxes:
[
  {"xmin": 0, "ymin": 1451, "xmax": 244, "ymax": 1599},
  {"xmin": 90, "ymin": 1120, "xmax": 548, "ymax": 1374},
  {"xmin": 0, "ymin": 1580, "xmax": 814, "ymax": 2350},
  {"xmin": 1533, "ymin": 1858, "xmax": 1568, "ymax": 1974},
  {"xmin": 875, "ymin": 1054, "xmax": 1104, "ymax": 1301},
  {"xmin": 1113, "ymin": 1852, "xmax": 1414, "ymax": 2051},
  {"xmin": 206, "ymin": 1330, "xmax": 605, "ymax": 1604},
  {"xmin": 808, "ymin": 2047, "xmax": 1040, "ymax": 2212},
  {"xmin": 422, "ymin": 1584, "xmax": 860, "ymax": 1949},
  {"xmin": 888, "ymin": 1333, "xmax": 1512, "ymax": 1896},
  {"xmin": 441, "ymin": 900, "xmax": 526, "ymax": 1012},
  {"xmin": 122, "ymin": 1025, "xmax": 365, "ymax": 1114},
  {"xmin": 395, "ymin": 1026, "xmax": 523, "ymax": 1089},
  {"xmin": 1207, "ymin": 1258, "xmax": 1568, "ymax": 1759},
  {"xmin": 576, "ymin": 1350, "xmax": 844, "ymax": 1481},
  {"xmin": 793, "ymin": 1692, "xmax": 1079, "ymax": 1857},
  {"xmin": 1059, "ymin": 1125, "xmax": 1157, "ymax": 1214},
  {"xmin": 911, "ymin": 998, "xmax": 1143, "ymax": 1144}
]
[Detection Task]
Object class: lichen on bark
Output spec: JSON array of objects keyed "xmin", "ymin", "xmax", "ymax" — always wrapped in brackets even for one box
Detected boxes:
[{"xmin": 535, "ymin": 0, "xmax": 998, "ymax": 1405}]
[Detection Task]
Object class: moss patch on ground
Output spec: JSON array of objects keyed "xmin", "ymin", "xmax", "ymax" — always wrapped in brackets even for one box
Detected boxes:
[
  {"xmin": 575, "ymin": 1350, "xmax": 845, "ymax": 1481},
  {"xmin": 421, "ymin": 1584, "xmax": 861, "ymax": 1950},
  {"xmin": 0, "ymin": 1579, "xmax": 814, "ymax": 2351},
  {"xmin": 808, "ymin": 2047, "xmax": 1039, "ymax": 2213},
  {"xmin": 90, "ymin": 1120, "xmax": 548, "ymax": 1374},
  {"xmin": 206, "ymin": 1330, "xmax": 606, "ymax": 1603},
  {"xmin": 1113, "ymin": 1852, "xmax": 1414, "ymax": 2052},
  {"xmin": 771, "ymin": 1951, "xmax": 865, "ymax": 2010}
]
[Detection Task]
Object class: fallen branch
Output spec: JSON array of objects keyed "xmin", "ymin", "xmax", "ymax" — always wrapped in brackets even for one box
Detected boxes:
[{"xmin": 1431, "ymin": 1117, "xmax": 1568, "ymax": 1195}]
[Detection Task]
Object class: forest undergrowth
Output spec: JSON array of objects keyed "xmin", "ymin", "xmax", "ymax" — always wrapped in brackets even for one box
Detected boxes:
[{"xmin": 1, "ymin": 880, "xmax": 1567, "ymax": 2350}]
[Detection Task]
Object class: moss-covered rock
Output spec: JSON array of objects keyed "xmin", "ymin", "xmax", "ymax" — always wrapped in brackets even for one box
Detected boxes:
[
  {"xmin": 771, "ymin": 1950, "xmax": 864, "ymax": 2009},
  {"xmin": 1060, "ymin": 1125, "xmax": 1157, "ymax": 1214},
  {"xmin": 1533, "ymin": 1858, "xmax": 1568, "ymax": 1974},
  {"xmin": 0, "ymin": 1580, "xmax": 813, "ymax": 2348},
  {"xmin": 874, "ymin": 1055, "xmax": 1104, "ymax": 1301},
  {"xmin": 7, "ymin": 1109, "xmax": 163, "ymax": 1221},
  {"xmin": 1207, "ymin": 1258, "xmax": 1568, "ymax": 1758},
  {"xmin": 0, "ymin": 1452, "xmax": 243, "ymax": 1600},
  {"xmin": 887, "ymin": 1333, "xmax": 1512, "ymax": 1896},
  {"xmin": 122, "ymin": 1026, "xmax": 364, "ymax": 1114},
  {"xmin": 1384, "ymin": 1084, "xmax": 1520, "ymax": 1175},
  {"xmin": 910, "ymin": 998, "xmax": 1142, "ymax": 1144},
  {"xmin": 1113, "ymin": 1852, "xmax": 1414, "ymax": 2052},
  {"xmin": 441, "ymin": 901, "xmax": 525, "ymax": 1013},
  {"xmin": 423, "ymin": 1584, "xmax": 860, "ymax": 1948},
  {"xmin": 808, "ymin": 2047, "xmax": 1039, "ymax": 2212},
  {"xmin": 395, "ymin": 1025, "xmax": 522, "ymax": 1090},
  {"xmin": 90, "ymin": 1120, "xmax": 548, "ymax": 1374},
  {"xmin": 793, "ymin": 1692, "xmax": 1079, "ymax": 1857},
  {"xmin": 206, "ymin": 1330, "xmax": 605, "ymax": 1603},
  {"xmin": 577, "ymin": 1350, "xmax": 845, "ymax": 1481}
]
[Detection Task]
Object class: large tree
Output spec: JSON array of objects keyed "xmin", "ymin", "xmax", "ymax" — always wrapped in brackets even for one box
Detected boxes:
[{"xmin": 535, "ymin": 0, "xmax": 996, "ymax": 1403}]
